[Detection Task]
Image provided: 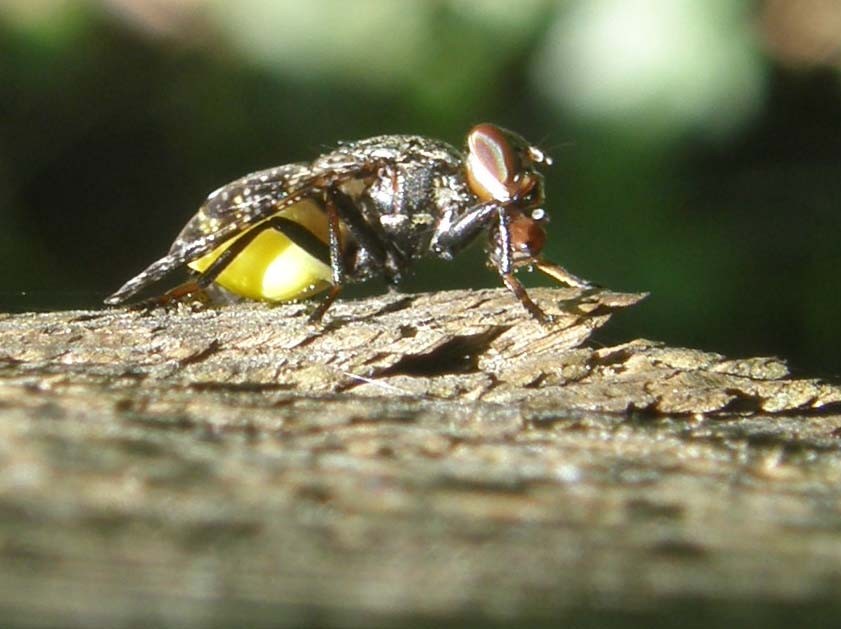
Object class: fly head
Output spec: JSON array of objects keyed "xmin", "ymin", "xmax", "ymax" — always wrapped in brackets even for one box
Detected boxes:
[{"xmin": 464, "ymin": 124, "xmax": 552, "ymax": 270}]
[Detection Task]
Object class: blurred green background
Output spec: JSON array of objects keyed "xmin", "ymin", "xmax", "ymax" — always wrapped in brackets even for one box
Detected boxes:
[{"xmin": 2, "ymin": 0, "xmax": 840, "ymax": 375}]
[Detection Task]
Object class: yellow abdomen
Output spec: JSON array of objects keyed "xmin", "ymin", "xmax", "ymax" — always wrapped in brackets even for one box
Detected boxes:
[{"xmin": 188, "ymin": 200, "xmax": 332, "ymax": 302}]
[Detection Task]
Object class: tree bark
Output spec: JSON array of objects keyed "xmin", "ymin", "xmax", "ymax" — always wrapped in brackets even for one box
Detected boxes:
[{"xmin": 1, "ymin": 287, "xmax": 840, "ymax": 627}]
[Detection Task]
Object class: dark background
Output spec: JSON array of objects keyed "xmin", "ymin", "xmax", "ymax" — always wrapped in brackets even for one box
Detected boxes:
[{"xmin": 2, "ymin": 0, "xmax": 840, "ymax": 376}]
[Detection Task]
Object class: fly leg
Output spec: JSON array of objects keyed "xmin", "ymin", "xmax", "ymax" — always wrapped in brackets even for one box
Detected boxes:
[
  {"xmin": 534, "ymin": 260, "xmax": 594, "ymax": 289},
  {"xmin": 430, "ymin": 201, "xmax": 499, "ymax": 259},
  {"xmin": 330, "ymin": 187, "xmax": 407, "ymax": 284},
  {"xmin": 307, "ymin": 192, "xmax": 346, "ymax": 322},
  {"xmin": 129, "ymin": 279, "xmax": 208, "ymax": 310},
  {"xmin": 308, "ymin": 184, "xmax": 411, "ymax": 321},
  {"xmin": 494, "ymin": 207, "xmax": 551, "ymax": 324},
  {"xmin": 430, "ymin": 201, "xmax": 551, "ymax": 322}
]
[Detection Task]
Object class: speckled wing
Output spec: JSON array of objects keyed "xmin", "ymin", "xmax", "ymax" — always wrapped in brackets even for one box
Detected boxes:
[{"xmin": 105, "ymin": 162, "xmax": 325, "ymax": 304}]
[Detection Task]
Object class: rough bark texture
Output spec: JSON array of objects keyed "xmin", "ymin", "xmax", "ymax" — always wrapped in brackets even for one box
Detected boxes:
[{"xmin": 1, "ymin": 287, "xmax": 841, "ymax": 627}]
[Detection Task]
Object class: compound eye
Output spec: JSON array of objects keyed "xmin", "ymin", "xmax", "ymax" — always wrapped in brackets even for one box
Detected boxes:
[{"xmin": 465, "ymin": 124, "xmax": 522, "ymax": 203}]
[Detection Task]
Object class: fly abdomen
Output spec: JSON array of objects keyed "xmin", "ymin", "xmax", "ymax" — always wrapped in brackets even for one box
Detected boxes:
[{"xmin": 188, "ymin": 199, "xmax": 333, "ymax": 302}]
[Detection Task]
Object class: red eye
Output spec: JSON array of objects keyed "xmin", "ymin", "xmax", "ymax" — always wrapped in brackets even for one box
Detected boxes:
[
  {"xmin": 465, "ymin": 124, "xmax": 547, "ymax": 207},
  {"xmin": 465, "ymin": 124, "xmax": 522, "ymax": 203}
]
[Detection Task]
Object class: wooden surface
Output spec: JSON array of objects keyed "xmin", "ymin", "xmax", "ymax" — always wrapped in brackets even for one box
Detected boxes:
[{"xmin": 1, "ymin": 287, "xmax": 841, "ymax": 627}]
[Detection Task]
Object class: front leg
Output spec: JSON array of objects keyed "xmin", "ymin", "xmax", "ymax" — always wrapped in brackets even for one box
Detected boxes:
[
  {"xmin": 493, "ymin": 206, "xmax": 551, "ymax": 324},
  {"xmin": 430, "ymin": 200, "xmax": 499, "ymax": 259}
]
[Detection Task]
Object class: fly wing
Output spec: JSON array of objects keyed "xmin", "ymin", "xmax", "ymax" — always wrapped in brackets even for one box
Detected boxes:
[
  {"xmin": 105, "ymin": 162, "xmax": 325, "ymax": 304},
  {"xmin": 167, "ymin": 162, "xmax": 317, "ymax": 260}
]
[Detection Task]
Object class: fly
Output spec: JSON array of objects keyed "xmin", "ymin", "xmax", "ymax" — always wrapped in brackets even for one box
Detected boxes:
[{"xmin": 105, "ymin": 124, "xmax": 593, "ymax": 323}]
